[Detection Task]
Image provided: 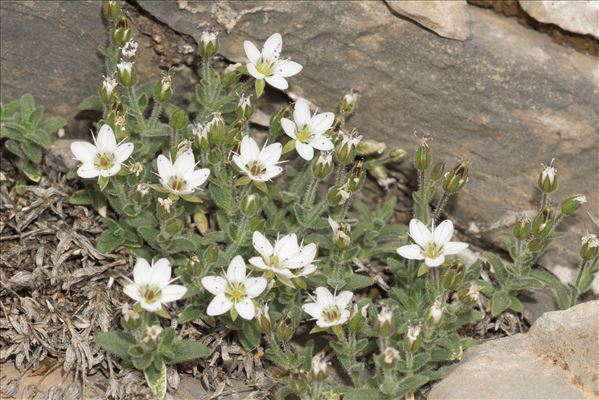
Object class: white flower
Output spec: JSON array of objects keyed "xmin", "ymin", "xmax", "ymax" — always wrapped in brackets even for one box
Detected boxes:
[
  {"xmin": 302, "ymin": 287, "xmax": 353, "ymax": 328},
  {"xmin": 407, "ymin": 324, "xmax": 421, "ymax": 343},
  {"xmin": 70, "ymin": 124, "xmax": 134, "ymax": 178},
  {"xmin": 136, "ymin": 183, "xmax": 150, "ymax": 196},
  {"xmin": 200, "ymin": 30, "xmax": 217, "ymax": 47},
  {"xmin": 232, "ymin": 136, "xmax": 283, "ymax": 182},
  {"xmin": 156, "ymin": 150, "xmax": 210, "ymax": 195},
  {"xmin": 383, "ymin": 347, "xmax": 400, "ymax": 364},
  {"xmin": 541, "ymin": 165, "xmax": 556, "ymax": 185},
  {"xmin": 117, "ymin": 60, "xmax": 133, "ymax": 74},
  {"xmin": 142, "ymin": 325, "xmax": 163, "ymax": 343},
  {"xmin": 224, "ymin": 62, "xmax": 241, "ymax": 74},
  {"xmin": 249, "ymin": 231, "xmax": 317, "ymax": 278},
  {"xmin": 102, "ymin": 75, "xmax": 118, "ymax": 97},
  {"xmin": 201, "ymin": 255, "xmax": 267, "ymax": 320},
  {"xmin": 122, "ymin": 39, "xmax": 138, "ymax": 58},
  {"xmin": 429, "ymin": 301, "xmax": 443, "ymax": 324},
  {"xmin": 328, "ymin": 217, "xmax": 351, "ymax": 248},
  {"xmin": 281, "ymin": 98, "xmax": 335, "ymax": 161},
  {"xmin": 397, "ymin": 219, "xmax": 468, "ymax": 267},
  {"xmin": 158, "ymin": 197, "xmax": 172, "ymax": 213},
  {"xmin": 582, "ymin": 233, "xmax": 598, "ymax": 247},
  {"xmin": 244, "ymin": 33, "xmax": 302, "ymax": 90},
  {"xmin": 123, "ymin": 258, "xmax": 187, "ymax": 312}
]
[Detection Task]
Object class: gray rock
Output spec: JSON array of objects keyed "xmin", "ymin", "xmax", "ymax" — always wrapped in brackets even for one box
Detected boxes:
[
  {"xmin": 385, "ymin": 0, "xmax": 471, "ymax": 40},
  {"xmin": 520, "ymin": 1, "xmax": 599, "ymax": 39},
  {"xmin": 137, "ymin": 0, "xmax": 599, "ymax": 289},
  {"xmin": 429, "ymin": 300, "xmax": 599, "ymax": 399},
  {"xmin": 46, "ymin": 139, "xmax": 79, "ymax": 172}
]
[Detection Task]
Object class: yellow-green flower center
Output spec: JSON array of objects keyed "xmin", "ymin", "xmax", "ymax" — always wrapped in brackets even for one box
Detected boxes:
[
  {"xmin": 226, "ymin": 282, "xmax": 247, "ymax": 303},
  {"xmin": 95, "ymin": 152, "xmax": 115, "ymax": 170},
  {"xmin": 296, "ymin": 126, "xmax": 312, "ymax": 143},
  {"xmin": 424, "ymin": 242, "xmax": 442, "ymax": 259},
  {"xmin": 268, "ymin": 255, "xmax": 280, "ymax": 269},
  {"xmin": 168, "ymin": 176, "xmax": 187, "ymax": 192},
  {"xmin": 323, "ymin": 306, "xmax": 341, "ymax": 323},
  {"xmin": 255, "ymin": 59, "xmax": 273, "ymax": 76},
  {"xmin": 249, "ymin": 161, "xmax": 265, "ymax": 177},
  {"xmin": 141, "ymin": 285, "xmax": 161, "ymax": 304}
]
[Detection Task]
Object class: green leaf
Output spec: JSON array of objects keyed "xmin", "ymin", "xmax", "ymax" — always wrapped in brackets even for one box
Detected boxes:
[
  {"xmin": 20, "ymin": 162, "xmax": 41, "ymax": 182},
  {"xmin": 343, "ymin": 388, "xmax": 385, "ymax": 400},
  {"xmin": 5, "ymin": 139, "xmax": 25, "ymax": 157},
  {"xmin": 169, "ymin": 340, "xmax": 211, "ymax": 363},
  {"xmin": 255, "ymin": 79, "xmax": 265, "ymax": 97},
  {"xmin": 79, "ymin": 95, "xmax": 103, "ymax": 112},
  {"xmin": 38, "ymin": 116, "xmax": 65, "ymax": 133},
  {"xmin": 96, "ymin": 231, "xmax": 123, "ymax": 254},
  {"xmin": 19, "ymin": 94, "xmax": 35, "ymax": 118},
  {"xmin": 20, "ymin": 141, "xmax": 42, "ymax": 163},
  {"xmin": 397, "ymin": 374, "xmax": 429, "ymax": 397},
  {"xmin": 530, "ymin": 269, "xmax": 570, "ymax": 310},
  {"xmin": 95, "ymin": 331, "xmax": 135, "ymax": 359},
  {"xmin": 485, "ymin": 252, "xmax": 509, "ymax": 285},
  {"xmin": 282, "ymin": 139, "xmax": 296, "ymax": 155},
  {"xmin": 69, "ymin": 189, "xmax": 93, "ymax": 205},
  {"xmin": 342, "ymin": 274, "xmax": 375, "ymax": 290},
  {"xmin": 144, "ymin": 361, "xmax": 167, "ymax": 400},
  {"xmin": 98, "ymin": 176, "xmax": 109, "ymax": 191},
  {"xmin": 25, "ymin": 129, "xmax": 53, "ymax": 149},
  {"xmin": 491, "ymin": 290, "xmax": 512, "ymax": 316},
  {"xmin": 509, "ymin": 295, "xmax": 524, "ymax": 313},
  {"xmin": 238, "ymin": 319, "xmax": 261, "ymax": 351},
  {"xmin": 179, "ymin": 305, "xmax": 202, "ymax": 324}
]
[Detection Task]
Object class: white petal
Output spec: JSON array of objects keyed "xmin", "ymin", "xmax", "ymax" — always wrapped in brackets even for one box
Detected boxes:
[
  {"xmin": 114, "ymin": 142, "xmax": 134, "ymax": 163},
  {"xmin": 302, "ymin": 302, "xmax": 323, "ymax": 319},
  {"xmin": 246, "ymin": 63, "xmax": 265, "ymax": 80},
  {"xmin": 275, "ymin": 268, "xmax": 295, "ymax": 278},
  {"xmin": 207, "ymin": 294, "xmax": 233, "ymax": 316},
  {"xmin": 249, "ymin": 256, "xmax": 269, "ymax": 270},
  {"xmin": 275, "ymin": 60, "xmax": 302, "ymax": 77},
  {"xmin": 315, "ymin": 287, "xmax": 335, "ymax": 308},
  {"xmin": 397, "ymin": 244, "xmax": 425, "ymax": 260},
  {"xmin": 425, "ymin": 255, "xmax": 445, "ymax": 268},
  {"xmin": 293, "ymin": 98, "xmax": 311, "ymax": 127},
  {"xmin": 139, "ymin": 300, "xmax": 162, "ymax": 313},
  {"xmin": 409, "ymin": 219, "xmax": 432, "ymax": 248},
  {"xmin": 201, "ymin": 276, "xmax": 227, "ymax": 295},
  {"xmin": 256, "ymin": 166, "xmax": 283, "ymax": 181},
  {"xmin": 227, "ymin": 255, "xmax": 246, "ymax": 283},
  {"xmin": 186, "ymin": 168, "xmax": 210, "ymax": 190},
  {"xmin": 295, "ymin": 264, "xmax": 317, "ymax": 277},
  {"xmin": 71, "ymin": 141, "xmax": 97, "ymax": 163},
  {"xmin": 243, "ymin": 40, "xmax": 261, "ymax": 64},
  {"xmin": 245, "ymin": 277, "xmax": 267, "ymax": 298},
  {"xmin": 235, "ymin": 298, "xmax": 256, "ymax": 320},
  {"xmin": 232, "ymin": 154, "xmax": 247, "ymax": 172},
  {"xmin": 173, "ymin": 150, "xmax": 195, "ymax": 176},
  {"xmin": 123, "ymin": 283, "xmax": 141, "ymax": 302},
  {"xmin": 240, "ymin": 136, "xmax": 260, "ymax": 163},
  {"xmin": 77, "ymin": 163, "xmax": 100, "ymax": 178},
  {"xmin": 335, "ymin": 291, "xmax": 353, "ymax": 309},
  {"xmin": 265, "ymin": 74, "xmax": 288, "ymax": 90},
  {"xmin": 100, "ymin": 163, "xmax": 121, "ymax": 177},
  {"xmin": 260, "ymin": 142, "xmax": 282, "ymax": 167},
  {"xmin": 262, "ymin": 33, "xmax": 282, "ymax": 61},
  {"xmin": 133, "ymin": 258, "xmax": 152, "ymax": 286},
  {"xmin": 252, "ymin": 231, "xmax": 274, "ymax": 259},
  {"xmin": 161, "ymin": 284, "xmax": 187, "ymax": 302},
  {"xmin": 433, "ymin": 220, "xmax": 454, "ymax": 246},
  {"xmin": 280, "ymin": 118, "xmax": 297, "ymax": 139},
  {"xmin": 309, "ymin": 136, "xmax": 334, "ymax": 151},
  {"xmin": 274, "ymin": 233, "xmax": 299, "ymax": 260},
  {"xmin": 443, "ymin": 241, "xmax": 469, "ymax": 255},
  {"xmin": 151, "ymin": 258, "xmax": 172, "ymax": 288},
  {"xmin": 156, "ymin": 155, "xmax": 175, "ymax": 182},
  {"xmin": 285, "ymin": 243, "xmax": 316, "ymax": 267},
  {"xmin": 309, "ymin": 112, "xmax": 335, "ymax": 136},
  {"xmin": 96, "ymin": 124, "xmax": 117, "ymax": 152},
  {"xmin": 295, "ymin": 141, "xmax": 314, "ymax": 160}
]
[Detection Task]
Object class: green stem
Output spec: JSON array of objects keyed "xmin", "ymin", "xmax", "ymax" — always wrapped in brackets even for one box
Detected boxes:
[
  {"xmin": 335, "ymin": 164, "xmax": 347, "ymax": 188},
  {"xmin": 540, "ymin": 193, "xmax": 549, "ymax": 210},
  {"xmin": 432, "ymin": 193, "xmax": 450, "ymax": 222},
  {"xmin": 224, "ymin": 216, "xmax": 249, "ymax": 261},
  {"xmin": 149, "ymin": 101, "xmax": 163, "ymax": 127},
  {"xmin": 302, "ymin": 176, "xmax": 318, "ymax": 208},
  {"xmin": 126, "ymin": 86, "xmax": 147, "ymax": 133}
]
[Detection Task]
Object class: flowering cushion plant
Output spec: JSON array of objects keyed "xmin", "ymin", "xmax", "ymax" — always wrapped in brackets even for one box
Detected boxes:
[{"xmin": 61, "ymin": 2, "xmax": 599, "ymax": 399}]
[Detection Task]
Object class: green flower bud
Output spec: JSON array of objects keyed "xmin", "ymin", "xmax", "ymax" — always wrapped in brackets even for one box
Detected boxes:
[
  {"xmin": 357, "ymin": 139, "xmax": 386, "ymax": 157},
  {"xmin": 312, "ymin": 151, "xmax": 333, "ymax": 180},
  {"xmin": 340, "ymin": 92, "xmax": 358, "ymax": 116},
  {"xmin": 276, "ymin": 312, "xmax": 295, "ymax": 342},
  {"xmin": 310, "ymin": 353, "xmax": 329, "ymax": 382},
  {"xmin": 430, "ymin": 161, "xmax": 446, "ymax": 181},
  {"xmin": 404, "ymin": 324, "xmax": 421, "ymax": 352},
  {"xmin": 329, "ymin": 217, "xmax": 352, "ymax": 250},
  {"xmin": 414, "ymin": 143, "xmax": 432, "ymax": 171},
  {"xmin": 241, "ymin": 194, "xmax": 260, "ymax": 216},
  {"xmin": 425, "ymin": 301, "xmax": 443, "ymax": 326},
  {"xmin": 513, "ymin": 218, "xmax": 531, "ymax": 241},
  {"xmin": 99, "ymin": 75, "xmax": 118, "ymax": 104},
  {"xmin": 442, "ymin": 161, "xmax": 469, "ymax": 195},
  {"xmin": 116, "ymin": 60, "xmax": 137, "ymax": 87},
  {"xmin": 193, "ymin": 123, "xmax": 209, "ymax": 150},
  {"xmin": 580, "ymin": 234, "xmax": 598, "ymax": 261},
  {"xmin": 389, "ymin": 148, "xmax": 407, "ymax": 162},
  {"xmin": 198, "ymin": 29, "xmax": 218, "ymax": 58},
  {"xmin": 194, "ymin": 211, "xmax": 209, "ymax": 235},
  {"xmin": 102, "ymin": 0, "xmax": 121, "ymax": 22},
  {"xmin": 348, "ymin": 304, "xmax": 365, "ymax": 333},
  {"xmin": 154, "ymin": 74, "xmax": 174, "ymax": 102},
  {"xmin": 377, "ymin": 306, "xmax": 393, "ymax": 338},
  {"xmin": 256, "ymin": 304, "xmax": 272, "ymax": 334},
  {"xmin": 203, "ymin": 245, "xmax": 219, "ymax": 264},
  {"xmin": 206, "ymin": 113, "xmax": 225, "ymax": 145},
  {"xmin": 336, "ymin": 130, "xmax": 363, "ymax": 165},
  {"xmin": 346, "ymin": 162, "xmax": 365, "ymax": 192},
  {"xmin": 169, "ymin": 108, "xmax": 188, "ymax": 130},
  {"xmin": 327, "ymin": 185, "xmax": 351, "ymax": 206},
  {"xmin": 561, "ymin": 195, "xmax": 586, "ymax": 216},
  {"xmin": 527, "ymin": 238, "xmax": 544, "ymax": 252},
  {"xmin": 121, "ymin": 304, "xmax": 140, "ymax": 330},
  {"xmin": 457, "ymin": 282, "xmax": 481, "ymax": 306},
  {"xmin": 236, "ymin": 94, "xmax": 253, "ymax": 120},
  {"xmin": 538, "ymin": 164, "xmax": 558, "ymax": 193},
  {"xmin": 381, "ymin": 346, "xmax": 400, "ymax": 368},
  {"xmin": 441, "ymin": 262, "xmax": 464, "ymax": 290},
  {"xmin": 111, "ymin": 16, "xmax": 131, "ymax": 47},
  {"xmin": 532, "ymin": 208, "xmax": 554, "ymax": 238},
  {"xmin": 221, "ymin": 63, "xmax": 241, "ymax": 86},
  {"xmin": 142, "ymin": 325, "xmax": 163, "ymax": 345},
  {"xmin": 121, "ymin": 39, "xmax": 138, "ymax": 59}
]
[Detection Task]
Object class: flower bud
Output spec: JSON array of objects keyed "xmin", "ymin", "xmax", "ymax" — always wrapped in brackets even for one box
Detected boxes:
[
  {"xmin": 404, "ymin": 324, "xmax": 421, "ymax": 352},
  {"xmin": 513, "ymin": 218, "xmax": 531, "ymax": 241},
  {"xmin": 256, "ymin": 304, "xmax": 272, "ymax": 333},
  {"xmin": 111, "ymin": 16, "xmax": 131, "ymax": 47},
  {"xmin": 458, "ymin": 282, "xmax": 481, "ymax": 306},
  {"xmin": 276, "ymin": 312, "xmax": 295, "ymax": 342},
  {"xmin": 310, "ymin": 353, "xmax": 328, "ymax": 382},
  {"xmin": 241, "ymin": 194, "xmax": 260, "ymax": 216},
  {"xmin": 192, "ymin": 123, "xmax": 209, "ymax": 150},
  {"xmin": 356, "ymin": 139, "xmax": 385, "ymax": 157},
  {"xmin": 203, "ymin": 245, "xmax": 219, "ymax": 264},
  {"xmin": 236, "ymin": 94, "xmax": 253, "ymax": 120},
  {"xmin": 102, "ymin": 0, "xmax": 121, "ymax": 21},
  {"xmin": 426, "ymin": 300, "xmax": 443, "ymax": 325},
  {"xmin": 154, "ymin": 74, "xmax": 174, "ymax": 102},
  {"xmin": 116, "ymin": 60, "xmax": 137, "ymax": 87},
  {"xmin": 442, "ymin": 161, "xmax": 469, "ymax": 195},
  {"xmin": 346, "ymin": 162, "xmax": 365, "ymax": 192},
  {"xmin": 169, "ymin": 108, "xmax": 188, "ymax": 130},
  {"xmin": 532, "ymin": 208, "xmax": 553, "ymax": 238},
  {"xmin": 312, "ymin": 151, "xmax": 333, "ymax": 180},
  {"xmin": 389, "ymin": 148, "xmax": 407, "ymax": 162},
  {"xmin": 336, "ymin": 130, "xmax": 362, "ymax": 165},
  {"xmin": 198, "ymin": 29, "xmax": 218, "ymax": 58},
  {"xmin": 538, "ymin": 164, "xmax": 558, "ymax": 193},
  {"xmin": 527, "ymin": 238, "xmax": 544, "ymax": 252},
  {"xmin": 129, "ymin": 162, "xmax": 143, "ymax": 177},
  {"xmin": 100, "ymin": 75, "xmax": 118, "ymax": 104},
  {"xmin": 370, "ymin": 165, "xmax": 396, "ymax": 190},
  {"xmin": 157, "ymin": 197, "xmax": 173, "ymax": 215},
  {"xmin": 441, "ymin": 262, "xmax": 464, "ymax": 290},
  {"xmin": 206, "ymin": 113, "xmax": 225, "ymax": 145},
  {"xmin": 142, "ymin": 325, "xmax": 163, "ymax": 344},
  {"xmin": 221, "ymin": 63, "xmax": 241, "ymax": 86},
  {"xmin": 133, "ymin": 183, "xmax": 150, "ymax": 203},
  {"xmin": 430, "ymin": 161, "xmax": 446, "ymax": 181},
  {"xmin": 340, "ymin": 92, "xmax": 358, "ymax": 116},
  {"xmin": 382, "ymin": 347, "xmax": 400, "ymax": 368},
  {"xmin": 121, "ymin": 304, "xmax": 140, "ymax": 330},
  {"xmin": 113, "ymin": 115, "xmax": 129, "ymax": 141},
  {"xmin": 327, "ymin": 185, "xmax": 351, "ymax": 206},
  {"xmin": 414, "ymin": 143, "xmax": 432, "ymax": 172},
  {"xmin": 377, "ymin": 306, "xmax": 393, "ymax": 337},
  {"xmin": 580, "ymin": 234, "xmax": 599, "ymax": 261},
  {"xmin": 328, "ymin": 217, "xmax": 352, "ymax": 250},
  {"xmin": 348, "ymin": 304, "xmax": 365, "ymax": 333},
  {"xmin": 561, "ymin": 195, "xmax": 586, "ymax": 216},
  {"xmin": 121, "ymin": 39, "xmax": 138, "ymax": 59}
]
